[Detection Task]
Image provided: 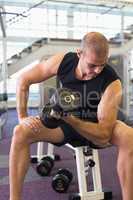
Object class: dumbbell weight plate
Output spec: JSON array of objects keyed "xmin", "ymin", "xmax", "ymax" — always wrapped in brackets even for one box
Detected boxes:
[
  {"xmin": 43, "ymin": 116, "xmax": 61, "ymax": 129},
  {"xmin": 59, "ymin": 89, "xmax": 81, "ymax": 110},
  {"xmin": 52, "ymin": 173, "xmax": 70, "ymax": 193},
  {"xmin": 52, "ymin": 168, "xmax": 73, "ymax": 193},
  {"xmin": 57, "ymin": 168, "xmax": 73, "ymax": 182},
  {"xmin": 36, "ymin": 156, "xmax": 54, "ymax": 176},
  {"xmin": 69, "ymin": 193, "xmax": 81, "ymax": 200},
  {"xmin": 30, "ymin": 157, "xmax": 38, "ymax": 164},
  {"xmin": 60, "ymin": 90, "xmax": 75, "ymax": 109}
]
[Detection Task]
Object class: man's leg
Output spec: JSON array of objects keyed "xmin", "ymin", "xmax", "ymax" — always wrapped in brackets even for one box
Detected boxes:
[
  {"xmin": 111, "ymin": 120, "xmax": 133, "ymax": 200},
  {"xmin": 9, "ymin": 117, "xmax": 64, "ymax": 200}
]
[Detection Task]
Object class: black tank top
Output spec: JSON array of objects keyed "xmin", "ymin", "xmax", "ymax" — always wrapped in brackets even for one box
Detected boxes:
[{"xmin": 57, "ymin": 52, "xmax": 120, "ymax": 122}]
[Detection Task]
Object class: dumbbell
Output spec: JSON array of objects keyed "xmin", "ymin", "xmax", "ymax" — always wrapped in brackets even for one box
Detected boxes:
[
  {"xmin": 39, "ymin": 88, "xmax": 81, "ymax": 129},
  {"xmin": 36, "ymin": 156, "xmax": 54, "ymax": 176},
  {"xmin": 40, "ymin": 103, "xmax": 62, "ymax": 128},
  {"xmin": 52, "ymin": 168, "xmax": 73, "ymax": 193},
  {"xmin": 57, "ymin": 88, "xmax": 81, "ymax": 111}
]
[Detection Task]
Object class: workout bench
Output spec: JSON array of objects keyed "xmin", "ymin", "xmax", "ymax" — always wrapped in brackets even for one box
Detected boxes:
[{"xmin": 31, "ymin": 142, "xmax": 112, "ymax": 200}]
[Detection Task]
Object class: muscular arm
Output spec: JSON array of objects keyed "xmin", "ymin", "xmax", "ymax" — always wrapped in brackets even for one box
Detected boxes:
[
  {"xmin": 63, "ymin": 80, "xmax": 122, "ymax": 145},
  {"xmin": 16, "ymin": 53, "xmax": 65, "ymax": 121}
]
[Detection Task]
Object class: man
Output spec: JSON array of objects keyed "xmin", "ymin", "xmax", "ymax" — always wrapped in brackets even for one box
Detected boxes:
[{"xmin": 9, "ymin": 32, "xmax": 133, "ymax": 200}]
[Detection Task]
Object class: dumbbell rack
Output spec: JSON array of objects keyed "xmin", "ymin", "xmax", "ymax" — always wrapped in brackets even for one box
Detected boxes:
[{"xmin": 31, "ymin": 142, "xmax": 112, "ymax": 200}]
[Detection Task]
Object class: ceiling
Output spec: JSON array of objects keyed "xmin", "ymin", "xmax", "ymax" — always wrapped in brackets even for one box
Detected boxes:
[
  {"xmin": 1, "ymin": 0, "xmax": 133, "ymax": 63},
  {"xmin": 1, "ymin": 0, "xmax": 133, "ymax": 15},
  {"xmin": 1, "ymin": 0, "xmax": 133, "ymax": 6}
]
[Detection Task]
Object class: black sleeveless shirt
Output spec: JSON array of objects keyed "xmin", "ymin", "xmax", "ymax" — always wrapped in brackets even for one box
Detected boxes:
[{"xmin": 57, "ymin": 52, "xmax": 120, "ymax": 122}]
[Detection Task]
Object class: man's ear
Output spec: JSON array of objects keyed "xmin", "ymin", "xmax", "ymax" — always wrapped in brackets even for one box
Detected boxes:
[{"xmin": 76, "ymin": 48, "xmax": 82, "ymax": 58}]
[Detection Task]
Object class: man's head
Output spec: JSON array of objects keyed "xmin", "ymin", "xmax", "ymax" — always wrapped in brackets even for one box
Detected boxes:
[{"xmin": 76, "ymin": 32, "xmax": 109, "ymax": 80}]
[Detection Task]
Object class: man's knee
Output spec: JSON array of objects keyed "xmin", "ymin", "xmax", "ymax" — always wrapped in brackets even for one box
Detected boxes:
[
  {"xmin": 112, "ymin": 120, "xmax": 133, "ymax": 150},
  {"xmin": 12, "ymin": 124, "xmax": 32, "ymax": 145}
]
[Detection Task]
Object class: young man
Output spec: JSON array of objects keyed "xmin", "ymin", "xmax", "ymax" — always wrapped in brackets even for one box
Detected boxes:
[{"xmin": 9, "ymin": 32, "xmax": 133, "ymax": 200}]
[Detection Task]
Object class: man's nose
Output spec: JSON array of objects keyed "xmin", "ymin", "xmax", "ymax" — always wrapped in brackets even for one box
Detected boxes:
[{"xmin": 94, "ymin": 66, "xmax": 101, "ymax": 74}]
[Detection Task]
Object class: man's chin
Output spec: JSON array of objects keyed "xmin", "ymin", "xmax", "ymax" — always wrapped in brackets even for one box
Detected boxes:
[{"xmin": 82, "ymin": 74, "xmax": 96, "ymax": 80}]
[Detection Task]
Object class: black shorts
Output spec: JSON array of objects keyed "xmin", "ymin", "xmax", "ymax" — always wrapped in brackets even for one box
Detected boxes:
[{"xmin": 51, "ymin": 120, "xmax": 93, "ymax": 147}]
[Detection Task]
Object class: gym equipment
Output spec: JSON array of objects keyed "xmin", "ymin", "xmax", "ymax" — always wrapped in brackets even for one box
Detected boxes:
[
  {"xmin": 36, "ymin": 156, "xmax": 54, "ymax": 176},
  {"xmin": 31, "ymin": 143, "xmax": 61, "ymax": 164},
  {"xmin": 40, "ymin": 88, "xmax": 81, "ymax": 128},
  {"xmin": 0, "ymin": 8, "xmax": 8, "ymax": 139},
  {"xmin": 32, "ymin": 142, "xmax": 112, "ymax": 200},
  {"xmin": 52, "ymin": 168, "xmax": 73, "ymax": 193},
  {"xmin": 0, "ymin": 93, "xmax": 8, "ymax": 139},
  {"xmin": 0, "ymin": 93, "xmax": 8, "ymax": 116},
  {"xmin": 0, "ymin": 93, "xmax": 8, "ymax": 102},
  {"xmin": 88, "ymin": 158, "xmax": 95, "ymax": 168},
  {"xmin": 40, "ymin": 103, "xmax": 62, "ymax": 128}
]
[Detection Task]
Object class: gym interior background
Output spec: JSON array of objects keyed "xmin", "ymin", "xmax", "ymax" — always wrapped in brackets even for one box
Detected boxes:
[{"xmin": 1, "ymin": 0, "xmax": 133, "ymax": 199}]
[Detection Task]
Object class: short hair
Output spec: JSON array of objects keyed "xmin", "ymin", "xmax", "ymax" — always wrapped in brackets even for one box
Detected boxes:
[{"xmin": 81, "ymin": 32, "xmax": 109, "ymax": 59}]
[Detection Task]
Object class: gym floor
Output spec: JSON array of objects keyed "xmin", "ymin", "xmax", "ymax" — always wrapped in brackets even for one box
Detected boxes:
[{"xmin": 0, "ymin": 108, "xmax": 122, "ymax": 200}]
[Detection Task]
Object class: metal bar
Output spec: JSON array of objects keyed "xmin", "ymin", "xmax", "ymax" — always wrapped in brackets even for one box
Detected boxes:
[
  {"xmin": 0, "ymin": 7, "xmax": 6, "ymax": 37},
  {"xmin": 37, "ymin": 142, "xmax": 44, "ymax": 161},
  {"xmin": 92, "ymin": 149, "xmax": 102, "ymax": 192},
  {"xmin": 75, "ymin": 147, "xmax": 88, "ymax": 194}
]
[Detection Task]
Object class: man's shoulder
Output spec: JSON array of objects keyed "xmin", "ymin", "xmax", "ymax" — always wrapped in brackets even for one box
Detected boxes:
[
  {"xmin": 59, "ymin": 51, "xmax": 77, "ymax": 67},
  {"xmin": 100, "ymin": 64, "xmax": 121, "ymax": 92},
  {"xmin": 63, "ymin": 51, "xmax": 77, "ymax": 60},
  {"xmin": 57, "ymin": 52, "xmax": 78, "ymax": 76}
]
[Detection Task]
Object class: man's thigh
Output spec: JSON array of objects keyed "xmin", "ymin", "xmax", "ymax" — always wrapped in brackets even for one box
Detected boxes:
[{"xmin": 18, "ymin": 116, "xmax": 65, "ymax": 144}]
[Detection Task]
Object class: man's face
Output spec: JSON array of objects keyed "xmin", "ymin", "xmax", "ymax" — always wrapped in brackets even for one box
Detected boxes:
[{"xmin": 78, "ymin": 49, "xmax": 107, "ymax": 81}]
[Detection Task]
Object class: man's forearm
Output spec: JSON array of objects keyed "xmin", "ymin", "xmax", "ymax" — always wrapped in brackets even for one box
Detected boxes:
[
  {"xmin": 63, "ymin": 116, "xmax": 111, "ymax": 145},
  {"xmin": 16, "ymin": 84, "xmax": 29, "ymax": 121}
]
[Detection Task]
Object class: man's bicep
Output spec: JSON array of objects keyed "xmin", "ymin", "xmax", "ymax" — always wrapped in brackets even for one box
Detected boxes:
[{"xmin": 97, "ymin": 80, "xmax": 122, "ymax": 130}]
